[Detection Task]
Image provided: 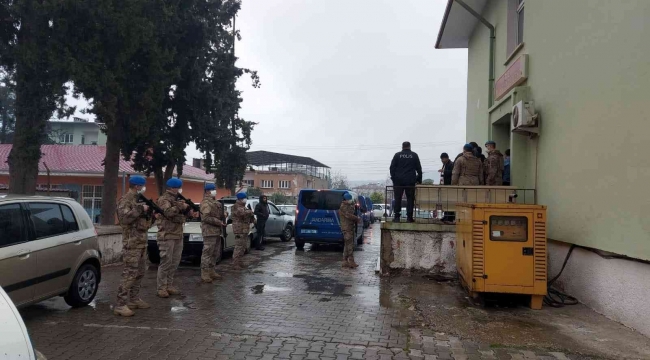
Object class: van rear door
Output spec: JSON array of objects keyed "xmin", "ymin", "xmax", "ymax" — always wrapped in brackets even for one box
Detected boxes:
[{"xmin": 297, "ymin": 191, "xmax": 344, "ymax": 239}]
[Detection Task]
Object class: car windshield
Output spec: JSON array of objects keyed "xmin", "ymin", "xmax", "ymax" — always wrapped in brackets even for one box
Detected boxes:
[{"xmin": 300, "ymin": 191, "xmax": 344, "ymax": 210}]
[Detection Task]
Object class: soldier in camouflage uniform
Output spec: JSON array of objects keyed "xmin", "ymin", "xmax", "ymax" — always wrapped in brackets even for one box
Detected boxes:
[
  {"xmin": 199, "ymin": 183, "xmax": 225, "ymax": 283},
  {"xmin": 484, "ymin": 140, "xmax": 504, "ymax": 186},
  {"xmin": 339, "ymin": 192, "xmax": 361, "ymax": 269},
  {"xmin": 156, "ymin": 177, "xmax": 192, "ymax": 298},
  {"xmin": 231, "ymin": 192, "xmax": 254, "ymax": 270},
  {"xmin": 452, "ymin": 144, "xmax": 485, "ymax": 185},
  {"xmin": 114, "ymin": 176, "xmax": 152, "ymax": 317}
]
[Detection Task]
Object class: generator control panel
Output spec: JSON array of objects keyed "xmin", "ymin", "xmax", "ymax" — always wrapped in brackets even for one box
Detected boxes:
[{"xmin": 489, "ymin": 216, "xmax": 528, "ymax": 241}]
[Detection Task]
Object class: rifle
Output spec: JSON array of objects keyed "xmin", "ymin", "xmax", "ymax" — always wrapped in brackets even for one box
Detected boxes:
[
  {"xmin": 137, "ymin": 194, "xmax": 166, "ymax": 220},
  {"xmin": 176, "ymin": 193, "xmax": 200, "ymax": 214}
]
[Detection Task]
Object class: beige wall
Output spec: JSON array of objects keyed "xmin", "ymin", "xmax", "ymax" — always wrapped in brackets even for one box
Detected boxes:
[{"xmin": 465, "ymin": 0, "xmax": 650, "ymax": 260}]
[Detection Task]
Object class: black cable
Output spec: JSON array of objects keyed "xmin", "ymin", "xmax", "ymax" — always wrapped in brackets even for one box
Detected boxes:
[{"xmin": 544, "ymin": 245, "xmax": 579, "ymax": 308}]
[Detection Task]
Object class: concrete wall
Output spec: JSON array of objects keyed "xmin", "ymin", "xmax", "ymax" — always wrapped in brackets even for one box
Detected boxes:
[
  {"xmin": 465, "ymin": 0, "xmax": 650, "ymax": 260},
  {"xmin": 95, "ymin": 225, "xmax": 123, "ymax": 266},
  {"xmin": 548, "ymin": 240, "xmax": 650, "ymax": 338},
  {"xmin": 380, "ymin": 222, "xmax": 456, "ymax": 275}
]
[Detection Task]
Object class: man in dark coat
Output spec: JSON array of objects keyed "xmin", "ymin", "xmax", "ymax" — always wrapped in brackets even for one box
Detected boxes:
[
  {"xmin": 389, "ymin": 141, "xmax": 422, "ymax": 222},
  {"xmin": 439, "ymin": 153, "xmax": 454, "ymax": 185},
  {"xmin": 253, "ymin": 195, "xmax": 270, "ymax": 250}
]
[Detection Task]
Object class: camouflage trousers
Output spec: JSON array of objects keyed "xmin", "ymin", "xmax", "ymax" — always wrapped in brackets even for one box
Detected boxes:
[
  {"xmin": 116, "ymin": 247, "xmax": 146, "ymax": 306},
  {"xmin": 233, "ymin": 233, "xmax": 247, "ymax": 264},
  {"xmin": 157, "ymin": 238, "xmax": 183, "ymax": 291},
  {"xmin": 200, "ymin": 236, "xmax": 221, "ymax": 270},
  {"xmin": 342, "ymin": 230, "xmax": 354, "ymax": 260}
]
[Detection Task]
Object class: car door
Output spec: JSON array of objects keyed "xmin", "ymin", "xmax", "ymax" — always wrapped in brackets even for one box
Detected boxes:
[
  {"xmin": 0, "ymin": 203, "xmax": 37, "ymax": 306},
  {"xmin": 268, "ymin": 204, "xmax": 283, "ymax": 236},
  {"xmin": 28, "ymin": 202, "xmax": 84, "ymax": 299}
]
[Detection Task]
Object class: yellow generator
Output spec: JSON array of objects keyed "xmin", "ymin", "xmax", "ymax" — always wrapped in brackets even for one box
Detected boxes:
[{"xmin": 456, "ymin": 203, "xmax": 547, "ymax": 309}]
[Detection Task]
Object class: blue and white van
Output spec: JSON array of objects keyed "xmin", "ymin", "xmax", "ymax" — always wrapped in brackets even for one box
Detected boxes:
[{"xmin": 295, "ymin": 189, "xmax": 364, "ymax": 250}]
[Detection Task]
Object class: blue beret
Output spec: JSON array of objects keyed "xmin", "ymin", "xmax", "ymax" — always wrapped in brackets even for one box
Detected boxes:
[
  {"xmin": 485, "ymin": 140, "xmax": 496, "ymax": 146},
  {"xmin": 129, "ymin": 176, "xmax": 146, "ymax": 186},
  {"xmin": 463, "ymin": 143, "xmax": 473, "ymax": 152},
  {"xmin": 343, "ymin": 192, "xmax": 352, "ymax": 200},
  {"xmin": 236, "ymin": 192, "xmax": 247, "ymax": 199},
  {"xmin": 204, "ymin": 183, "xmax": 216, "ymax": 191},
  {"xmin": 166, "ymin": 177, "xmax": 183, "ymax": 188}
]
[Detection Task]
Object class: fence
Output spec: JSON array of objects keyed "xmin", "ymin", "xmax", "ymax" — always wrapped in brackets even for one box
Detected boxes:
[{"xmin": 384, "ymin": 185, "xmax": 536, "ymax": 223}]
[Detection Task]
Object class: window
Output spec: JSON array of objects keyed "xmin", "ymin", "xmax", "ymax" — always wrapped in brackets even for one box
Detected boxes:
[
  {"xmin": 59, "ymin": 133, "xmax": 74, "ymax": 144},
  {"xmin": 517, "ymin": 0, "xmax": 525, "ymax": 46},
  {"xmin": 82, "ymin": 185, "xmax": 103, "ymax": 223},
  {"xmin": 0, "ymin": 204, "xmax": 26, "ymax": 247},
  {"xmin": 279, "ymin": 180, "xmax": 290, "ymax": 189},
  {"xmin": 261, "ymin": 180, "xmax": 273, "ymax": 189},
  {"xmin": 270, "ymin": 204, "xmax": 281, "ymax": 216},
  {"xmin": 81, "ymin": 135, "xmax": 85, "ymax": 145},
  {"xmin": 60, "ymin": 205, "xmax": 79, "ymax": 232},
  {"xmin": 300, "ymin": 190, "xmax": 347, "ymax": 211},
  {"xmin": 489, "ymin": 216, "xmax": 528, "ymax": 241},
  {"xmin": 506, "ymin": 0, "xmax": 525, "ymax": 58},
  {"xmin": 28, "ymin": 203, "xmax": 68, "ymax": 239},
  {"xmin": 242, "ymin": 179, "xmax": 254, "ymax": 187}
]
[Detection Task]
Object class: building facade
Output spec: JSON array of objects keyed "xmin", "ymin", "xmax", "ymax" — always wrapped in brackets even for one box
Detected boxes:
[
  {"xmin": 47, "ymin": 119, "xmax": 107, "ymax": 145},
  {"xmin": 0, "ymin": 145, "xmax": 215, "ymax": 223},
  {"xmin": 436, "ymin": 0, "xmax": 650, "ymax": 337}
]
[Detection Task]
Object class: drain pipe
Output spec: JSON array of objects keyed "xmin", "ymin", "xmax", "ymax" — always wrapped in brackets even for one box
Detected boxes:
[{"xmin": 454, "ymin": 0, "xmax": 495, "ymax": 107}]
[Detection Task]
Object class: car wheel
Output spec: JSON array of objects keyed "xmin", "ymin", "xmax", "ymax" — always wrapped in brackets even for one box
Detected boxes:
[
  {"xmin": 280, "ymin": 224, "xmax": 293, "ymax": 242},
  {"xmin": 64, "ymin": 263, "xmax": 99, "ymax": 308},
  {"xmin": 295, "ymin": 238, "xmax": 305, "ymax": 250},
  {"xmin": 147, "ymin": 247, "xmax": 160, "ymax": 264},
  {"xmin": 215, "ymin": 237, "xmax": 224, "ymax": 264}
]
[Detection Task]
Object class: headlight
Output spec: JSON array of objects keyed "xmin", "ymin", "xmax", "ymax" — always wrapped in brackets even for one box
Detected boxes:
[
  {"xmin": 147, "ymin": 233, "xmax": 157, "ymax": 241},
  {"xmin": 189, "ymin": 234, "xmax": 203, "ymax": 242}
]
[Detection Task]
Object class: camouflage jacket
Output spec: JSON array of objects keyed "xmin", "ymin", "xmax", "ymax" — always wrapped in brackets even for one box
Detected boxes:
[
  {"xmin": 200, "ymin": 195, "xmax": 224, "ymax": 237},
  {"xmin": 451, "ymin": 152, "xmax": 485, "ymax": 186},
  {"xmin": 339, "ymin": 201, "xmax": 357, "ymax": 232},
  {"xmin": 231, "ymin": 201, "xmax": 253, "ymax": 234},
  {"xmin": 156, "ymin": 191, "xmax": 186, "ymax": 240},
  {"xmin": 116, "ymin": 190, "xmax": 152, "ymax": 249},
  {"xmin": 485, "ymin": 150, "xmax": 504, "ymax": 185}
]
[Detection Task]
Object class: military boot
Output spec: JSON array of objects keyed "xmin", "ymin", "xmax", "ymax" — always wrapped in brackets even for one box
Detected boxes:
[
  {"xmin": 209, "ymin": 269, "xmax": 222, "ymax": 280},
  {"xmin": 341, "ymin": 260, "xmax": 351, "ymax": 268},
  {"xmin": 167, "ymin": 286, "xmax": 181, "ymax": 295},
  {"xmin": 201, "ymin": 269, "xmax": 213, "ymax": 283},
  {"xmin": 127, "ymin": 298, "xmax": 150, "ymax": 309},
  {"xmin": 348, "ymin": 257, "xmax": 359, "ymax": 269},
  {"xmin": 113, "ymin": 305, "xmax": 135, "ymax": 317},
  {"xmin": 157, "ymin": 289, "xmax": 170, "ymax": 298}
]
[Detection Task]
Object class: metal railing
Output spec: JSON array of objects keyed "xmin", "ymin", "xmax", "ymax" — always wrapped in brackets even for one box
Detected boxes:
[{"xmin": 384, "ymin": 185, "xmax": 536, "ymax": 224}]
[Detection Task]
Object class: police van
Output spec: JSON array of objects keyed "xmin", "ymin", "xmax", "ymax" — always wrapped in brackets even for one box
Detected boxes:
[{"xmin": 295, "ymin": 189, "xmax": 364, "ymax": 250}]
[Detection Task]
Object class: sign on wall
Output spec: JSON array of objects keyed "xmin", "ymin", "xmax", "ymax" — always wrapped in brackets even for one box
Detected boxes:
[{"xmin": 495, "ymin": 54, "xmax": 528, "ymax": 101}]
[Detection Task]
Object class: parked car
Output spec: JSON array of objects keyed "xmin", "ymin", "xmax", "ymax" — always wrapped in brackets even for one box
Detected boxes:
[
  {"xmin": 0, "ymin": 196, "xmax": 101, "ymax": 308},
  {"xmin": 220, "ymin": 196, "xmax": 294, "ymax": 245},
  {"xmin": 358, "ymin": 195, "xmax": 370, "ymax": 228},
  {"xmin": 372, "ymin": 204, "xmax": 389, "ymax": 219},
  {"xmin": 295, "ymin": 189, "xmax": 365, "ymax": 250},
  {"xmin": 0, "ymin": 286, "xmax": 46, "ymax": 359},
  {"xmin": 364, "ymin": 197, "xmax": 375, "ymax": 224}
]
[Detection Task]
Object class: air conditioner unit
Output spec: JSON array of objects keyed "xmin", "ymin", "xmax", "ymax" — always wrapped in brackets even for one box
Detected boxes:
[{"xmin": 511, "ymin": 100, "xmax": 540, "ymax": 136}]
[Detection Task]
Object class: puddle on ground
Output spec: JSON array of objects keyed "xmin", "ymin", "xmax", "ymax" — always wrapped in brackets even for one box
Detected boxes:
[
  {"xmin": 294, "ymin": 274, "xmax": 351, "ymax": 297},
  {"xmin": 170, "ymin": 299, "xmax": 196, "ymax": 312},
  {"xmin": 273, "ymin": 272, "xmax": 294, "ymax": 277},
  {"xmin": 250, "ymin": 284, "xmax": 291, "ymax": 294}
]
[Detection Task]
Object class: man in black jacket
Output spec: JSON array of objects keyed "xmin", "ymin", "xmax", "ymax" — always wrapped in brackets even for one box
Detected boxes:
[
  {"xmin": 389, "ymin": 142, "xmax": 423, "ymax": 222},
  {"xmin": 439, "ymin": 153, "xmax": 454, "ymax": 185},
  {"xmin": 253, "ymin": 196, "xmax": 270, "ymax": 250}
]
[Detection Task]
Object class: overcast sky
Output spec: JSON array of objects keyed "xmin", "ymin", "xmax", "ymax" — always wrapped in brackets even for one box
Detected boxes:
[{"xmin": 71, "ymin": 0, "xmax": 468, "ymax": 182}]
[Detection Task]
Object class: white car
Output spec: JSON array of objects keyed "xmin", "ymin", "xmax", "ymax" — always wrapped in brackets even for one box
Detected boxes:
[
  {"xmin": 0, "ymin": 286, "xmax": 46, "ymax": 359},
  {"xmin": 372, "ymin": 204, "xmax": 389, "ymax": 219}
]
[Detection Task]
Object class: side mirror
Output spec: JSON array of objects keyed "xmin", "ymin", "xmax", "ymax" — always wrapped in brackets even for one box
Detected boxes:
[
  {"xmin": 227, "ymin": 219, "xmax": 233, "ymax": 225},
  {"xmin": 280, "ymin": 211, "xmax": 286, "ymax": 216}
]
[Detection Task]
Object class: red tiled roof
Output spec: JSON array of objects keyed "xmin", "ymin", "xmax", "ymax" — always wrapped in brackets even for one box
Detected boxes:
[{"xmin": 0, "ymin": 145, "xmax": 212, "ymax": 182}]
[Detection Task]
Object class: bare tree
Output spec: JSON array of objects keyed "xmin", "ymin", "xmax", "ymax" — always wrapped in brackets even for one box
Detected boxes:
[{"xmin": 331, "ymin": 171, "xmax": 350, "ymax": 190}]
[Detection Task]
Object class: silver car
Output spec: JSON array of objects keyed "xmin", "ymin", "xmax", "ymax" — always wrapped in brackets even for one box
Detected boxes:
[
  {"xmin": 0, "ymin": 196, "xmax": 101, "ymax": 308},
  {"xmin": 220, "ymin": 197, "xmax": 294, "ymax": 244}
]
